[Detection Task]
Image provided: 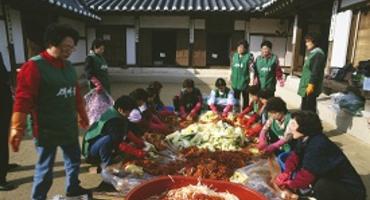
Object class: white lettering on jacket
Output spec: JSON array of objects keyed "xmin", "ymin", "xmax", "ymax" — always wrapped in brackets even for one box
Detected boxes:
[{"xmin": 56, "ymin": 86, "xmax": 76, "ymax": 98}]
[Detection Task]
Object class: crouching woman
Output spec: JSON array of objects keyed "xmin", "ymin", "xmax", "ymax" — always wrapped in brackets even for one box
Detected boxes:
[{"xmin": 275, "ymin": 111, "xmax": 366, "ymax": 200}]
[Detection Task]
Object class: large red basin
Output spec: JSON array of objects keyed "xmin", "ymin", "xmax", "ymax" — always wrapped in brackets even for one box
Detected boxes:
[{"xmin": 126, "ymin": 175, "xmax": 267, "ymax": 200}]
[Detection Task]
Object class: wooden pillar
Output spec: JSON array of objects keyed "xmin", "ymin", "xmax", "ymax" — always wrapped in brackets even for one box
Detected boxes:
[
  {"xmin": 134, "ymin": 17, "xmax": 140, "ymax": 66},
  {"xmin": 189, "ymin": 19, "xmax": 194, "ymax": 67},
  {"xmin": 291, "ymin": 14, "xmax": 303, "ymax": 75}
]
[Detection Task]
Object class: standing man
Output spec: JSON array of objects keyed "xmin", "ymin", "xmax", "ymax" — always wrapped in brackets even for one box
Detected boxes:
[
  {"xmin": 85, "ymin": 39, "xmax": 110, "ymax": 94},
  {"xmin": 230, "ymin": 40, "xmax": 254, "ymax": 110},
  {"xmin": 9, "ymin": 24, "xmax": 91, "ymax": 199},
  {"xmin": 0, "ymin": 52, "xmax": 15, "ymax": 191},
  {"xmin": 298, "ymin": 33, "xmax": 326, "ymax": 112},
  {"xmin": 254, "ymin": 40, "xmax": 284, "ymax": 95}
]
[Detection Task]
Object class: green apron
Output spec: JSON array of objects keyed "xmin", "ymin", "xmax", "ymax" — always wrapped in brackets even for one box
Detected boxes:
[
  {"xmin": 269, "ymin": 113, "xmax": 291, "ymax": 153},
  {"xmin": 298, "ymin": 48, "xmax": 325, "ymax": 97},
  {"xmin": 256, "ymin": 54, "xmax": 278, "ymax": 92},
  {"xmin": 82, "ymin": 107, "xmax": 122, "ymax": 157},
  {"xmin": 31, "ymin": 55, "xmax": 78, "ymax": 147},
  {"xmin": 231, "ymin": 52, "xmax": 252, "ymax": 90}
]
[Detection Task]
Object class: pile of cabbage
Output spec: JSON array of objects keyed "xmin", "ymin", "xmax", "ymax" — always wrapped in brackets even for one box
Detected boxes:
[{"xmin": 165, "ymin": 120, "xmax": 246, "ymax": 151}]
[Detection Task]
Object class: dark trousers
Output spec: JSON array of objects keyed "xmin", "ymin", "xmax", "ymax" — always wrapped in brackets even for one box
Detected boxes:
[
  {"xmin": 0, "ymin": 88, "xmax": 12, "ymax": 183},
  {"xmin": 88, "ymin": 135, "xmax": 114, "ymax": 168},
  {"xmin": 233, "ymin": 88, "xmax": 249, "ymax": 110},
  {"xmin": 301, "ymin": 94, "xmax": 317, "ymax": 113},
  {"xmin": 312, "ymin": 178, "xmax": 366, "ymax": 200}
]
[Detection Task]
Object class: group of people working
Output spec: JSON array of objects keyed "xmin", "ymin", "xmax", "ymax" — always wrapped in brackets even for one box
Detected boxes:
[{"xmin": 1, "ymin": 22, "xmax": 366, "ymax": 200}]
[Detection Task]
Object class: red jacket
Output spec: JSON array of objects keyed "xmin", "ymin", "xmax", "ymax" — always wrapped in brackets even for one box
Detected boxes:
[{"xmin": 13, "ymin": 51, "xmax": 87, "ymax": 137}]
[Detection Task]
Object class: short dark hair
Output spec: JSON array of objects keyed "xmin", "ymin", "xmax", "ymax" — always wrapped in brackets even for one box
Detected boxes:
[
  {"xmin": 148, "ymin": 81, "xmax": 163, "ymax": 93},
  {"xmin": 44, "ymin": 24, "xmax": 79, "ymax": 47},
  {"xmin": 248, "ymin": 85, "xmax": 259, "ymax": 95},
  {"xmin": 304, "ymin": 32, "xmax": 321, "ymax": 47},
  {"xmin": 146, "ymin": 87, "xmax": 157, "ymax": 98},
  {"xmin": 183, "ymin": 79, "xmax": 194, "ymax": 88},
  {"xmin": 114, "ymin": 95, "xmax": 136, "ymax": 111},
  {"xmin": 91, "ymin": 39, "xmax": 105, "ymax": 50},
  {"xmin": 266, "ymin": 97, "xmax": 288, "ymax": 113},
  {"xmin": 215, "ymin": 78, "xmax": 226, "ymax": 87},
  {"xmin": 261, "ymin": 40, "xmax": 272, "ymax": 49},
  {"xmin": 292, "ymin": 111, "xmax": 323, "ymax": 136},
  {"xmin": 129, "ymin": 88, "xmax": 148, "ymax": 102},
  {"xmin": 237, "ymin": 40, "xmax": 249, "ymax": 49},
  {"xmin": 257, "ymin": 89, "xmax": 274, "ymax": 100}
]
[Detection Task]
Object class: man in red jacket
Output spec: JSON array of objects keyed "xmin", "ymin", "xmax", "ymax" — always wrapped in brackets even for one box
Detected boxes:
[{"xmin": 9, "ymin": 24, "xmax": 91, "ymax": 200}]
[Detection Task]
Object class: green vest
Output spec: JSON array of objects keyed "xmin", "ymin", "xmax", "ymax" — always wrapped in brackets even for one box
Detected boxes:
[
  {"xmin": 269, "ymin": 113, "xmax": 291, "ymax": 152},
  {"xmin": 82, "ymin": 107, "xmax": 122, "ymax": 157},
  {"xmin": 252, "ymin": 101, "xmax": 259, "ymax": 113},
  {"xmin": 256, "ymin": 54, "xmax": 278, "ymax": 92},
  {"xmin": 231, "ymin": 52, "xmax": 251, "ymax": 90},
  {"xmin": 298, "ymin": 48, "xmax": 325, "ymax": 97},
  {"xmin": 87, "ymin": 53, "xmax": 110, "ymax": 93},
  {"xmin": 215, "ymin": 88, "xmax": 230, "ymax": 98},
  {"xmin": 32, "ymin": 55, "xmax": 78, "ymax": 147}
]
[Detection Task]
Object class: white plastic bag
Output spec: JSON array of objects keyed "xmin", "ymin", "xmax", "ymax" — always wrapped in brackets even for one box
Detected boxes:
[{"xmin": 231, "ymin": 159, "xmax": 281, "ymax": 200}]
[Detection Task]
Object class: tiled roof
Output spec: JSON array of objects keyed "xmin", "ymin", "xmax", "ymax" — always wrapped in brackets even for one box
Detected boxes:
[
  {"xmin": 86, "ymin": 0, "xmax": 270, "ymax": 12},
  {"xmin": 46, "ymin": 0, "xmax": 101, "ymax": 20}
]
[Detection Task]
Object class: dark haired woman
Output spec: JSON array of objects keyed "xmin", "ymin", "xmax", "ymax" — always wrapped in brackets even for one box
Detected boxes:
[
  {"xmin": 207, "ymin": 78, "xmax": 235, "ymax": 118},
  {"xmin": 173, "ymin": 79, "xmax": 202, "ymax": 121},
  {"xmin": 85, "ymin": 39, "xmax": 110, "ymax": 93},
  {"xmin": 275, "ymin": 111, "xmax": 366, "ymax": 200},
  {"xmin": 253, "ymin": 40, "xmax": 284, "ymax": 95},
  {"xmin": 9, "ymin": 24, "xmax": 91, "ymax": 199},
  {"xmin": 229, "ymin": 40, "xmax": 254, "ymax": 111},
  {"xmin": 298, "ymin": 33, "xmax": 326, "ymax": 112},
  {"xmin": 257, "ymin": 97, "xmax": 293, "ymax": 154}
]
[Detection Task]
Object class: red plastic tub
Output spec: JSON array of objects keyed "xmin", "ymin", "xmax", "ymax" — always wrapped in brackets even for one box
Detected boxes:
[{"xmin": 126, "ymin": 175, "xmax": 267, "ymax": 200}]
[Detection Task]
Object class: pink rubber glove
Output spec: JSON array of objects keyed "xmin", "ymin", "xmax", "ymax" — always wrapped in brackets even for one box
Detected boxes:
[
  {"xmin": 210, "ymin": 104, "xmax": 218, "ymax": 113},
  {"xmin": 257, "ymin": 128, "xmax": 268, "ymax": 150},
  {"xmin": 191, "ymin": 102, "xmax": 202, "ymax": 115},
  {"xmin": 179, "ymin": 106, "xmax": 187, "ymax": 119},
  {"xmin": 275, "ymin": 172, "xmax": 291, "ymax": 188},
  {"xmin": 91, "ymin": 76, "xmax": 103, "ymax": 92},
  {"xmin": 279, "ymin": 79, "xmax": 285, "ymax": 87},
  {"xmin": 264, "ymin": 139, "xmax": 286, "ymax": 154},
  {"xmin": 223, "ymin": 104, "xmax": 232, "ymax": 114},
  {"xmin": 221, "ymin": 112, "xmax": 228, "ymax": 118}
]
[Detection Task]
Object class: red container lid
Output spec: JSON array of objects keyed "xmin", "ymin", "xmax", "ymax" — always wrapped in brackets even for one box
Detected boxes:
[{"xmin": 126, "ymin": 175, "xmax": 267, "ymax": 200}]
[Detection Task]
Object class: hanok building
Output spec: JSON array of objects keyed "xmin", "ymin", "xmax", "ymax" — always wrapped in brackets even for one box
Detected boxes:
[
  {"xmin": 85, "ymin": 0, "xmax": 295, "ymax": 68},
  {"xmin": 0, "ymin": 0, "xmax": 100, "ymax": 75}
]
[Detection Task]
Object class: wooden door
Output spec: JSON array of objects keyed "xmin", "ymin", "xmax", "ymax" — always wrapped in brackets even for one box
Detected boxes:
[{"xmin": 97, "ymin": 27, "xmax": 126, "ymax": 66}]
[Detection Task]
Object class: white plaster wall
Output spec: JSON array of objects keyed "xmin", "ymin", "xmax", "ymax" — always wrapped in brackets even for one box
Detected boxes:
[
  {"xmin": 69, "ymin": 39, "xmax": 86, "ymax": 63},
  {"xmin": 126, "ymin": 27, "xmax": 136, "ymax": 65},
  {"xmin": 140, "ymin": 16, "xmax": 189, "ymax": 29},
  {"xmin": 87, "ymin": 27, "xmax": 96, "ymax": 50},
  {"xmin": 250, "ymin": 18, "xmax": 288, "ymax": 34},
  {"xmin": 100, "ymin": 15, "xmax": 135, "ymax": 25},
  {"xmin": 9, "ymin": 8, "xmax": 25, "ymax": 64},
  {"xmin": 0, "ymin": 19, "xmax": 11, "ymax": 71},
  {"xmin": 194, "ymin": 19, "xmax": 205, "ymax": 30},
  {"xmin": 330, "ymin": 10, "xmax": 353, "ymax": 67}
]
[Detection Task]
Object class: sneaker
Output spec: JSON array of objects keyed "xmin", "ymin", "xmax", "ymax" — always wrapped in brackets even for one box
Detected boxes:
[
  {"xmin": 0, "ymin": 181, "xmax": 16, "ymax": 191},
  {"xmin": 66, "ymin": 186, "xmax": 92, "ymax": 199}
]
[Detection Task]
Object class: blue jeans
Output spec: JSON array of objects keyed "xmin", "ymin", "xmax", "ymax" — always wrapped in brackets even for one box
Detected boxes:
[
  {"xmin": 31, "ymin": 143, "xmax": 81, "ymax": 200},
  {"xmin": 88, "ymin": 135, "xmax": 114, "ymax": 168}
]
